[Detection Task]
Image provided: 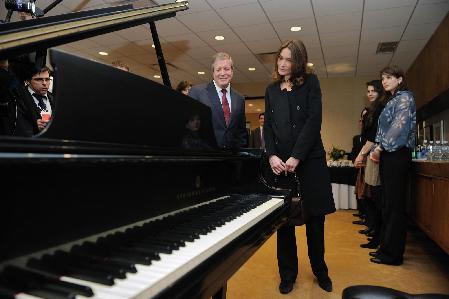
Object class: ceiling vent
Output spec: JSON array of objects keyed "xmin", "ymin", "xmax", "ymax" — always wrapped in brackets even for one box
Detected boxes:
[
  {"xmin": 256, "ymin": 52, "xmax": 277, "ymax": 64},
  {"xmin": 376, "ymin": 41, "xmax": 399, "ymax": 54}
]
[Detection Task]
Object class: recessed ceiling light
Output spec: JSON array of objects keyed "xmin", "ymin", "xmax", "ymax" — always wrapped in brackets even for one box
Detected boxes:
[
  {"xmin": 151, "ymin": 44, "xmax": 155, "ymax": 48},
  {"xmin": 256, "ymin": 108, "xmax": 261, "ymax": 112},
  {"xmin": 153, "ymin": 75, "xmax": 161, "ymax": 78},
  {"xmin": 175, "ymin": 0, "xmax": 184, "ymax": 2},
  {"xmin": 198, "ymin": 71, "xmax": 205, "ymax": 75},
  {"xmin": 307, "ymin": 62, "xmax": 314, "ymax": 67},
  {"xmin": 98, "ymin": 51, "xmax": 108, "ymax": 56},
  {"xmin": 215, "ymin": 35, "xmax": 225, "ymax": 41},
  {"xmin": 248, "ymin": 103, "xmax": 254, "ymax": 107},
  {"xmin": 290, "ymin": 26, "xmax": 302, "ymax": 32},
  {"xmin": 248, "ymin": 67, "xmax": 256, "ymax": 71},
  {"xmin": 327, "ymin": 63, "xmax": 354, "ymax": 73}
]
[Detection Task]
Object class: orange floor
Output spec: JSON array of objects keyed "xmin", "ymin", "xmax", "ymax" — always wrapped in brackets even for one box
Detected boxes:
[{"xmin": 227, "ymin": 210, "xmax": 449, "ymax": 298}]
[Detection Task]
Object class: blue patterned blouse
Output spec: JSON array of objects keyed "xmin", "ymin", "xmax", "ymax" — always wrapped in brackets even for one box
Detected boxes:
[{"xmin": 375, "ymin": 90, "xmax": 416, "ymax": 152}]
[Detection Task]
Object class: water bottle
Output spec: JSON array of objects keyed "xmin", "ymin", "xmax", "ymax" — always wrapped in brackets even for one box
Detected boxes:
[
  {"xmin": 442, "ymin": 141, "xmax": 449, "ymax": 161},
  {"xmin": 427, "ymin": 141, "xmax": 434, "ymax": 161},
  {"xmin": 421, "ymin": 140, "xmax": 428, "ymax": 159},
  {"xmin": 415, "ymin": 144, "xmax": 422, "ymax": 159},
  {"xmin": 435, "ymin": 140, "xmax": 442, "ymax": 161}
]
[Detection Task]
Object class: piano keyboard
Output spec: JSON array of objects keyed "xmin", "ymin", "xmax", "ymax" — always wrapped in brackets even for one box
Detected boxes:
[{"xmin": 0, "ymin": 194, "xmax": 284, "ymax": 299}]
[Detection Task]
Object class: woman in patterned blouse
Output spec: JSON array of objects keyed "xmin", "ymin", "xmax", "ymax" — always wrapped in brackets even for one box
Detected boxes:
[{"xmin": 369, "ymin": 65, "xmax": 416, "ymax": 266}]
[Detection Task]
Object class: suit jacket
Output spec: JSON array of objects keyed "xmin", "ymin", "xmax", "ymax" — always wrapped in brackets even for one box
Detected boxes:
[
  {"xmin": 250, "ymin": 127, "xmax": 264, "ymax": 149},
  {"xmin": 14, "ymin": 86, "xmax": 54, "ymax": 137},
  {"xmin": 189, "ymin": 81, "xmax": 247, "ymax": 149}
]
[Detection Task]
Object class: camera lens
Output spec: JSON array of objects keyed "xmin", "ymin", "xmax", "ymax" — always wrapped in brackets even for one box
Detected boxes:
[{"xmin": 5, "ymin": 0, "xmax": 36, "ymax": 14}]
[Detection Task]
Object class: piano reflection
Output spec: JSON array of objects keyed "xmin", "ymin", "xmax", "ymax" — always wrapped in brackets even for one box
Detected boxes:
[{"xmin": 0, "ymin": 2, "xmax": 289, "ymax": 299}]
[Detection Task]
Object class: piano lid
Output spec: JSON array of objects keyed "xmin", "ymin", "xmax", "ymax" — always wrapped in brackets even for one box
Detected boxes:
[
  {"xmin": 0, "ymin": 1, "xmax": 189, "ymax": 59},
  {"xmin": 37, "ymin": 49, "xmax": 218, "ymax": 151}
]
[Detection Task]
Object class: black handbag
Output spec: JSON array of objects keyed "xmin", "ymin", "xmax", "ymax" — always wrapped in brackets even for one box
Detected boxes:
[{"xmin": 259, "ymin": 154, "xmax": 307, "ymax": 226}]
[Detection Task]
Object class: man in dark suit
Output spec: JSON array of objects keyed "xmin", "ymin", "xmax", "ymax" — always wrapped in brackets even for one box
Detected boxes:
[
  {"xmin": 15, "ymin": 66, "xmax": 54, "ymax": 137},
  {"xmin": 250, "ymin": 112, "xmax": 265, "ymax": 149},
  {"xmin": 189, "ymin": 52, "xmax": 247, "ymax": 149}
]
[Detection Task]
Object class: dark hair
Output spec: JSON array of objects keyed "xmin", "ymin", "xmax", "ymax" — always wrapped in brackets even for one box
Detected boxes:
[
  {"xmin": 380, "ymin": 65, "xmax": 408, "ymax": 94},
  {"xmin": 273, "ymin": 39, "xmax": 308, "ymax": 86},
  {"xmin": 259, "ymin": 112, "xmax": 264, "ymax": 118},
  {"xmin": 27, "ymin": 66, "xmax": 51, "ymax": 81},
  {"xmin": 176, "ymin": 80, "xmax": 192, "ymax": 93},
  {"xmin": 364, "ymin": 79, "xmax": 386, "ymax": 129}
]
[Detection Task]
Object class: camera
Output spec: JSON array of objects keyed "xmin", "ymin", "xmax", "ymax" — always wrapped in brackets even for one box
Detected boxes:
[{"xmin": 4, "ymin": 0, "xmax": 36, "ymax": 14}]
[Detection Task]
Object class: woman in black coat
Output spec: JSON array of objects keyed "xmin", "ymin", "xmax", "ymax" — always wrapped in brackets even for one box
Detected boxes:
[{"xmin": 264, "ymin": 39, "xmax": 335, "ymax": 294}]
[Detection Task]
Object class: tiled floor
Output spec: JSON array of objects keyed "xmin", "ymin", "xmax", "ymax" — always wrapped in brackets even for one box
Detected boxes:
[{"xmin": 227, "ymin": 210, "xmax": 449, "ymax": 298}]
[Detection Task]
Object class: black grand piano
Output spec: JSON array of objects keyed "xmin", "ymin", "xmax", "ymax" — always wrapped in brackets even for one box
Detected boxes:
[{"xmin": 0, "ymin": 2, "xmax": 289, "ymax": 299}]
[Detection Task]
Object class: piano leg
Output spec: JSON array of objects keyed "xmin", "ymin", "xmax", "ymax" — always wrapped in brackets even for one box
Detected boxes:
[{"xmin": 212, "ymin": 283, "xmax": 227, "ymax": 299}]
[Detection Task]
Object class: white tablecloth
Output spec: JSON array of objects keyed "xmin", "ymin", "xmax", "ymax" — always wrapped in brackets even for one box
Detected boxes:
[{"xmin": 331, "ymin": 183, "xmax": 357, "ymax": 209}]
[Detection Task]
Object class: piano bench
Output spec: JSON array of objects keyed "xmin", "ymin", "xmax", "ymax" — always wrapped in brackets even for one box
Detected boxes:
[{"xmin": 342, "ymin": 285, "xmax": 449, "ymax": 299}]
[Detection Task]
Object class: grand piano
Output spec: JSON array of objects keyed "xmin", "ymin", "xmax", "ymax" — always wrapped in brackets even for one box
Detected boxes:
[{"xmin": 0, "ymin": 2, "xmax": 289, "ymax": 299}]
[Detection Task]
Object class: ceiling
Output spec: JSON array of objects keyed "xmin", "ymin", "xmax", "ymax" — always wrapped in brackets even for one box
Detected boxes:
[{"xmin": 1, "ymin": 0, "xmax": 448, "ymax": 100}]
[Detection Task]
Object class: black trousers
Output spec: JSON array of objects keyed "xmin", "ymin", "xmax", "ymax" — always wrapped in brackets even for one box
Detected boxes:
[
  {"xmin": 277, "ymin": 215, "xmax": 328, "ymax": 282},
  {"xmin": 378, "ymin": 147, "xmax": 411, "ymax": 260}
]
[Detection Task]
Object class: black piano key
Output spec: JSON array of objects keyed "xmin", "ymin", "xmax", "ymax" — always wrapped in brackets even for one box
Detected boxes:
[
  {"xmin": 142, "ymin": 238, "xmax": 181, "ymax": 249},
  {"xmin": 71, "ymin": 246, "xmax": 138, "ymax": 274},
  {"xmin": 135, "ymin": 241, "xmax": 173, "ymax": 254},
  {"xmin": 64, "ymin": 266, "xmax": 115, "ymax": 286},
  {"xmin": 110, "ymin": 250, "xmax": 153, "ymax": 265},
  {"xmin": 2, "ymin": 265, "xmax": 93, "ymax": 297},
  {"xmin": 53, "ymin": 251, "xmax": 126, "ymax": 280},
  {"xmin": 183, "ymin": 225, "xmax": 213, "ymax": 234},
  {"xmin": 165, "ymin": 231, "xmax": 197, "ymax": 242},
  {"xmin": 27, "ymin": 257, "xmax": 115, "ymax": 286},
  {"xmin": 26, "ymin": 287, "xmax": 75, "ymax": 299},
  {"xmin": 0, "ymin": 285, "xmax": 16, "ymax": 299},
  {"xmin": 118, "ymin": 246, "xmax": 160, "ymax": 260}
]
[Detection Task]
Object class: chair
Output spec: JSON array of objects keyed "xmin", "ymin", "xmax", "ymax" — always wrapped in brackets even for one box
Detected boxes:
[{"xmin": 342, "ymin": 285, "xmax": 449, "ymax": 299}]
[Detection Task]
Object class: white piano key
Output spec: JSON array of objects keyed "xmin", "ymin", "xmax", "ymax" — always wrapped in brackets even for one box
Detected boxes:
[
  {"xmin": 130, "ymin": 197, "xmax": 284, "ymax": 299},
  {"xmin": 44, "ymin": 196, "xmax": 283, "ymax": 299},
  {"xmin": 15, "ymin": 294, "xmax": 44, "ymax": 299}
]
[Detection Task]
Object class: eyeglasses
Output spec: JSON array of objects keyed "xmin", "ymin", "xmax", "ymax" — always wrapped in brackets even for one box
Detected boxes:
[{"xmin": 32, "ymin": 77, "xmax": 52, "ymax": 83}]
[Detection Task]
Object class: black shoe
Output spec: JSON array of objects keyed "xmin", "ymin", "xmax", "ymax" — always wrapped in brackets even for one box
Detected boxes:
[
  {"xmin": 279, "ymin": 280, "xmax": 294, "ymax": 294},
  {"xmin": 366, "ymin": 230, "xmax": 376, "ymax": 237},
  {"xmin": 370, "ymin": 254, "xmax": 403, "ymax": 266},
  {"xmin": 353, "ymin": 220, "xmax": 366, "ymax": 225},
  {"xmin": 360, "ymin": 240, "xmax": 379, "ymax": 249},
  {"xmin": 369, "ymin": 251, "xmax": 378, "ymax": 257},
  {"xmin": 358, "ymin": 228, "xmax": 373, "ymax": 235},
  {"xmin": 353, "ymin": 213, "xmax": 362, "ymax": 217},
  {"xmin": 317, "ymin": 275, "xmax": 332, "ymax": 292}
]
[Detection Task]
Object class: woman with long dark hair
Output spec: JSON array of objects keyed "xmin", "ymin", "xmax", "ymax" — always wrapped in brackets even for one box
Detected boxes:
[
  {"xmin": 264, "ymin": 39, "xmax": 335, "ymax": 294},
  {"xmin": 370, "ymin": 65, "xmax": 416, "ymax": 265},
  {"xmin": 354, "ymin": 80, "xmax": 386, "ymax": 249}
]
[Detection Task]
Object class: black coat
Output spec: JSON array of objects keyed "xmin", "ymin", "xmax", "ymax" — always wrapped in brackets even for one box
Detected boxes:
[
  {"xmin": 264, "ymin": 74, "xmax": 335, "ymax": 216},
  {"xmin": 14, "ymin": 87, "xmax": 54, "ymax": 137}
]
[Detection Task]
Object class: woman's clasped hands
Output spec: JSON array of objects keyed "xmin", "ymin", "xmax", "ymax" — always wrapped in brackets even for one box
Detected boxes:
[{"xmin": 269, "ymin": 155, "xmax": 300, "ymax": 175}]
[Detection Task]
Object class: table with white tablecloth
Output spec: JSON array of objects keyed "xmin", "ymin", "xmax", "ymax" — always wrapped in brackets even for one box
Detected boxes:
[{"xmin": 328, "ymin": 166, "xmax": 357, "ymax": 209}]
